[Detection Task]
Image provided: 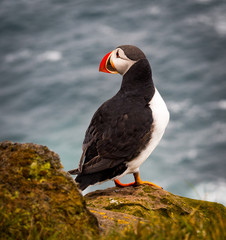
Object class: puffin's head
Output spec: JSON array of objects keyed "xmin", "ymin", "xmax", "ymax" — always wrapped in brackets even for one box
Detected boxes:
[{"xmin": 99, "ymin": 45, "xmax": 146, "ymax": 75}]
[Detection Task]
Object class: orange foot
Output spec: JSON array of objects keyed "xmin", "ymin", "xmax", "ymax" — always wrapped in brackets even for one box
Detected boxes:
[{"xmin": 114, "ymin": 172, "xmax": 163, "ymax": 189}]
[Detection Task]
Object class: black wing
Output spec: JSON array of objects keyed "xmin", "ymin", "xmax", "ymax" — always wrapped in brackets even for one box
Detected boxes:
[{"xmin": 69, "ymin": 93, "xmax": 153, "ymax": 175}]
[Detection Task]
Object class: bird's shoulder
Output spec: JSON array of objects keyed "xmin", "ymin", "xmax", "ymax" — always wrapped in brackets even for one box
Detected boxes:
[{"xmin": 84, "ymin": 93, "xmax": 152, "ymax": 143}]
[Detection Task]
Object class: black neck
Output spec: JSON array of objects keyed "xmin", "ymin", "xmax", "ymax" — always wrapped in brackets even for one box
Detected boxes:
[{"xmin": 119, "ymin": 59, "xmax": 155, "ymax": 102}]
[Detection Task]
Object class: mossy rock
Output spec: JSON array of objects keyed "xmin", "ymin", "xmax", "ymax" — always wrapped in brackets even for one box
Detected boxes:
[
  {"xmin": 86, "ymin": 185, "xmax": 194, "ymax": 218},
  {"xmin": 86, "ymin": 184, "xmax": 226, "ymax": 239},
  {"xmin": 1, "ymin": 141, "xmax": 225, "ymax": 240},
  {"xmin": 0, "ymin": 141, "xmax": 99, "ymax": 240}
]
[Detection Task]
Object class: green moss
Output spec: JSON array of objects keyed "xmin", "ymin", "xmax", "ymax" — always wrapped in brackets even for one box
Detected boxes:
[
  {"xmin": 102, "ymin": 207, "xmax": 226, "ymax": 240},
  {"xmin": 1, "ymin": 141, "xmax": 225, "ymax": 240},
  {"xmin": 0, "ymin": 141, "xmax": 99, "ymax": 240},
  {"xmin": 30, "ymin": 160, "xmax": 50, "ymax": 177},
  {"xmin": 99, "ymin": 198, "xmax": 226, "ymax": 240},
  {"xmin": 86, "ymin": 185, "xmax": 225, "ymax": 239}
]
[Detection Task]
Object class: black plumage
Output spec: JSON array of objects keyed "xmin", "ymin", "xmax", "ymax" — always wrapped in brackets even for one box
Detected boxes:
[{"xmin": 69, "ymin": 58, "xmax": 156, "ymax": 190}]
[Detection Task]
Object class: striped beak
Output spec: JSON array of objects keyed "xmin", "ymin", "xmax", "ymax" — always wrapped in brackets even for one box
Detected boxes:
[{"xmin": 99, "ymin": 51, "xmax": 118, "ymax": 74}]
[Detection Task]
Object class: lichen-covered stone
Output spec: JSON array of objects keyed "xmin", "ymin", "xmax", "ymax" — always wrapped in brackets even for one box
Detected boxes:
[
  {"xmin": 0, "ymin": 141, "xmax": 99, "ymax": 240},
  {"xmin": 1, "ymin": 141, "xmax": 225, "ymax": 239},
  {"xmin": 85, "ymin": 184, "xmax": 226, "ymax": 237}
]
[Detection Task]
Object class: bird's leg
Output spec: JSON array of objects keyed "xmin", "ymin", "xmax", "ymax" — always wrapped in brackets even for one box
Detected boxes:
[
  {"xmin": 133, "ymin": 172, "xmax": 163, "ymax": 189},
  {"xmin": 114, "ymin": 172, "xmax": 162, "ymax": 189},
  {"xmin": 114, "ymin": 179, "xmax": 135, "ymax": 187}
]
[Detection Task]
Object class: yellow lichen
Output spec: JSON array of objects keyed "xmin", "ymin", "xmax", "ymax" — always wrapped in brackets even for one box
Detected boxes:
[
  {"xmin": 117, "ymin": 219, "xmax": 129, "ymax": 225},
  {"xmin": 98, "ymin": 212, "xmax": 106, "ymax": 215}
]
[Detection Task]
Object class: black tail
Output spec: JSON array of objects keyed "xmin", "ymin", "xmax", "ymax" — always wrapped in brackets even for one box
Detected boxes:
[
  {"xmin": 68, "ymin": 168, "xmax": 107, "ymax": 190},
  {"xmin": 68, "ymin": 168, "xmax": 79, "ymax": 175},
  {"xmin": 75, "ymin": 172, "xmax": 106, "ymax": 190},
  {"xmin": 74, "ymin": 163, "xmax": 127, "ymax": 190}
]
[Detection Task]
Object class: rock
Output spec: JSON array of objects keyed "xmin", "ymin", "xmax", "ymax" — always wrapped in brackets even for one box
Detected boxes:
[
  {"xmin": 0, "ymin": 141, "xmax": 99, "ymax": 240},
  {"xmin": 85, "ymin": 184, "xmax": 226, "ymax": 238},
  {"xmin": 86, "ymin": 185, "xmax": 192, "ymax": 219},
  {"xmin": 1, "ymin": 141, "xmax": 225, "ymax": 239}
]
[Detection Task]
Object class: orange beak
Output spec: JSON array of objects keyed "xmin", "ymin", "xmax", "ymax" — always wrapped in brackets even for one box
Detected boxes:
[{"xmin": 99, "ymin": 51, "xmax": 118, "ymax": 74}]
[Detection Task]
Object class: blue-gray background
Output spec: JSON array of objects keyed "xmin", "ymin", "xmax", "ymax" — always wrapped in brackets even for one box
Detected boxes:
[{"xmin": 1, "ymin": 0, "xmax": 226, "ymax": 204}]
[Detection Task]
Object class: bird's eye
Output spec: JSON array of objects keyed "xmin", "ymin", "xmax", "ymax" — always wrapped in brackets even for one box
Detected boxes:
[{"xmin": 116, "ymin": 50, "xmax": 119, "ymax": 58}]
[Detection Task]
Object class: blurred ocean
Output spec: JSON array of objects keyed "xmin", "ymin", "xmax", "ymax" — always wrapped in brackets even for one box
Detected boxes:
[{"xmin": 0, "ymin": 0, "xmax": 226, "ymax": 204}]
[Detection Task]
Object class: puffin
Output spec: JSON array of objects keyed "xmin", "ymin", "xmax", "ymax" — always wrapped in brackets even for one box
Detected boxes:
[{"xmin": 69, "ymin": 45, "xmax": 170, "ymax": 191}]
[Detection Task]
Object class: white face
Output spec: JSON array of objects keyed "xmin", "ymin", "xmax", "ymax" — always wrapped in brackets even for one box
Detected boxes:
[{"xmin": 111, "ymin": 48, "xmax": 137, "ymax": 75}]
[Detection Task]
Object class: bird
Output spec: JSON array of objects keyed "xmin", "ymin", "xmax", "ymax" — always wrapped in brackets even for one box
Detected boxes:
[{"xmin": 68, "ymin": 45, "xmax": 170, "ymax": 191}]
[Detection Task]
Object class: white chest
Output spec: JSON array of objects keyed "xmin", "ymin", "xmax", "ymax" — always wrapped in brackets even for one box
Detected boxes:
[{"xmin": 126, "ymin": 88, "xmax": 170, "ymax": 173}]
